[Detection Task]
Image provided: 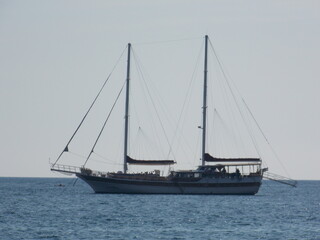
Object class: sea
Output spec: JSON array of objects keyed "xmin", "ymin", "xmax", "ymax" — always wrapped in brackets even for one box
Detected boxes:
[{"xmin": 0, "ymin": 178, "xmax": 319, "ymax": 240}]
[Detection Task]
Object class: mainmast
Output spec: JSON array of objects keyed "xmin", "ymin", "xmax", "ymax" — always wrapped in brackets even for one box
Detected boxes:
[
  {"xmin": 123, "ymin": 43, "xmax": 131, "ymax": 173},
  {"xmin": 201, "ymin": 35, "xmax": 208, "ymax": 166}
]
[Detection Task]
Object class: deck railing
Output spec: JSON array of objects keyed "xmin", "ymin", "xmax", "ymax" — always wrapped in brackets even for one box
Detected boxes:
[
  {"xmin": 51, "ymin": 164, "xmax": 81, "ymax": 174},
  {"xmin": 51, "ymin": 163, "xmax": 109, "ymax": 178}
]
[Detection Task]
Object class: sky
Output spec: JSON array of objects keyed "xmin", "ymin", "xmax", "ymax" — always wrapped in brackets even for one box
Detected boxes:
[{"xmin": 0, "ymin": 0, "xmax": 319, "ymax": 179}]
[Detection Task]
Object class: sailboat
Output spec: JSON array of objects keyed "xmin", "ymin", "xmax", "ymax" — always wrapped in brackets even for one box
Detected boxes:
[{"xmin": 51, "ymin": 35, "xmax": 273, "ymax": 194}]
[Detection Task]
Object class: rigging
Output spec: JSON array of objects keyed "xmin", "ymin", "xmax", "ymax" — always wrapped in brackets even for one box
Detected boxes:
[{"xmin": 52, "ymin": 46, "xmax": 127, "ymax": 167}]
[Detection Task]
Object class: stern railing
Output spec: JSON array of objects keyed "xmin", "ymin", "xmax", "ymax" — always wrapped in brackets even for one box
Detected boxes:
[{"xmin": 264, "ymin": 171, "xmax": 297, "ymax": 187}]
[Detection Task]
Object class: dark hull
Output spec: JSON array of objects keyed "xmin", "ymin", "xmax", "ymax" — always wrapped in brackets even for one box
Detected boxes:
[{"xmin": 77, "ymin": 174, "xmax": 262, "ymax": 195}]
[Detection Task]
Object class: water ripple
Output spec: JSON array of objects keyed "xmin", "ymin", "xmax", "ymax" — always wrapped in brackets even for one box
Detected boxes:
[{"xmin": 0, "ymin": 178, "xmax": 319, "ymax": 240}]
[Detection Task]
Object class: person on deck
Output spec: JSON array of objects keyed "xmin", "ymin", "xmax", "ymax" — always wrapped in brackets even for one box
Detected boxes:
[{"xmin": 236, "ymin": 168, "xmax": 241, "ymax": 178}]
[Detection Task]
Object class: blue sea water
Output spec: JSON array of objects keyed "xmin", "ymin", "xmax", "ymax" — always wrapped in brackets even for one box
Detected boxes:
[{"xmin": 0, "ymin": 178, "xmax": 319, "ymax": 240}]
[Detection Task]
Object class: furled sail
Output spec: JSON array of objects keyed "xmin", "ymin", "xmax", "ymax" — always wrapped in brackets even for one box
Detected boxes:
[
  {"xmin": 127, "ymin": 156, "xmax": 175, "ymax": 165},
  {"xmin": 204, "ymin": 153, "xmax": 261, "ymax": 162}
]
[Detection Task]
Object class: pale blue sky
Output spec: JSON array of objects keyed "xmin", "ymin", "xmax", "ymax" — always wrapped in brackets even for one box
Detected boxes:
[{"xmin": 0, "ymin": 0, "xmax": 319, "ymax": 179}]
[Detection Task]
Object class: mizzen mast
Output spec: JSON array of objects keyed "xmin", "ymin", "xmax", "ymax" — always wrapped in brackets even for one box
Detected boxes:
[
  {"xmin": 123, "ymin": 43, "xmax": 131, "ymax": 173},
  {"xmin": 201, "ymin": 35, "xmax": 208, "ymax": 166}
]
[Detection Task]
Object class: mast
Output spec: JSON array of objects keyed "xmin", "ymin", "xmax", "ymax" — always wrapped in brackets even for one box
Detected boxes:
[
  {"xmin": 201, "ymin": 35, "xmax": 208, "ymax": 166},
  {"xmin": 123, "ymin": 43, "xmax": 131, "ymax": 173}
]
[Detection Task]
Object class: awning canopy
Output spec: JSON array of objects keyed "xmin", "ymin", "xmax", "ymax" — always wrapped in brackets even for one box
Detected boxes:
[
  {"xmin": 204, "ymin": 153, "xmax": 261, "ymax": 162},
  {"xmin": 127, "ymin": 156, "xmax": 175, "ymax": 165}
]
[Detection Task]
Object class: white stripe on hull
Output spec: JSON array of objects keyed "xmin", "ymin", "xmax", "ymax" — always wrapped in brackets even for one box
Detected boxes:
[{"xmin": 77, "ymin": 174, "xmax": 262, "ymax": 195}]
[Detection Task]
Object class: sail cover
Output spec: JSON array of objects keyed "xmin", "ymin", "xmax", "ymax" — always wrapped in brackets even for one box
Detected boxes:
[
  {"xmin": 204, "ymin": 153, "xmax": 261, "ymax": 162},
  {"xmin": 127, "ymin": 156, "xmax": 175, "ymax": 165}
]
